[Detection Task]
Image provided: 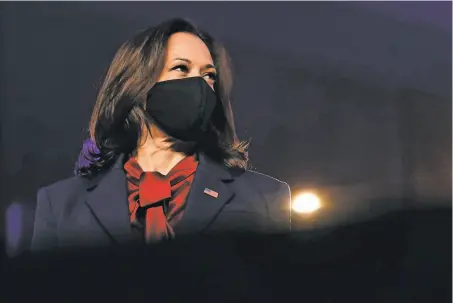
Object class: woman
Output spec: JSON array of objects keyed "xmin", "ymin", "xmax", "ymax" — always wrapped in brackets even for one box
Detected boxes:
[{"xmin": 32, "ymin": 18, "xmax": 291, "ymax": 251}]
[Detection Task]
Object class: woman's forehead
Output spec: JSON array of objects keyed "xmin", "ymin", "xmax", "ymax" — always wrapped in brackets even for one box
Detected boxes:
[{"xmin": 165, "ymin": 32, "xmax": 213, "ymax": 65}]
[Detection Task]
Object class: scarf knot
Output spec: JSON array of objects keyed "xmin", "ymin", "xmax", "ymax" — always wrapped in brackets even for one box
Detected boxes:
[{"xmin": 124, "ymin": 155, "xmax": 198, "ymax": 243}]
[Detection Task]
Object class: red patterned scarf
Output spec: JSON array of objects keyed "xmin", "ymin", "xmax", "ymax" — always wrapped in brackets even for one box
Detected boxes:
[{"xmin": 123, "ymin": 155, "xmax": 198, "ymax": 243}]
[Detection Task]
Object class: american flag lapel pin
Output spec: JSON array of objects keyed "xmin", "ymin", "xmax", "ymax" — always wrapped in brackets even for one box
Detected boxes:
[{"xmin": 204, "ymin": 188, "xmax": 219, "ymax": 198}]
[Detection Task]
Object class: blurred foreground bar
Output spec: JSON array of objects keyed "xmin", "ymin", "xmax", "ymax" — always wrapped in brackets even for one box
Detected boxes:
[{"xmin": 2, "ymin": 208, "xmax": 451, "ymax": 303}]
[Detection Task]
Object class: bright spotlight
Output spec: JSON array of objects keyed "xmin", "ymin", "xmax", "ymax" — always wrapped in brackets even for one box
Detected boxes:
[{"xmin": 292, "ymin": 192, "xmax": 321, "ymax": 214}]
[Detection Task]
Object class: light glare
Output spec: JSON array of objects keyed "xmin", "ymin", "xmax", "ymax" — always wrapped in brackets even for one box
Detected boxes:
[{"xmin": 292, "ymin": 192, "xmax": 321, "ymax": 214}]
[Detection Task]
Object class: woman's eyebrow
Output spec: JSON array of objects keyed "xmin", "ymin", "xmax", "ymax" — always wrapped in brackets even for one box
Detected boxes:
[
  {"xmin": 172, "ymin": 58, "xmax": 191, "ymax": 63},
  {"xmin": 172, "ymin": 58, "xmax": 215, "ymax": 70}
]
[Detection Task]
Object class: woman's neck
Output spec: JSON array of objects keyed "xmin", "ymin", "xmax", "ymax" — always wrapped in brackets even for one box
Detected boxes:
[{"xmin": 135, "ymin": 129, "xmax": 187, "ymax": 175}]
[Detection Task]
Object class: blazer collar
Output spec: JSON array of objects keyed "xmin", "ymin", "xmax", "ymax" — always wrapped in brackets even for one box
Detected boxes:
[
  {"xmin": 84, "ymin": 153, "xmax": 234, "ymax": 189},
  {"xmin": 174, "ymin": 152, "xmax": 236, "ymax": 235},
  {"xmin": 83, "ymin": 153, "xmax": 132, "ymax": 245},
  {"xmin": 83, "ymin": 152, "xmax": 238, "ymax": 242}
]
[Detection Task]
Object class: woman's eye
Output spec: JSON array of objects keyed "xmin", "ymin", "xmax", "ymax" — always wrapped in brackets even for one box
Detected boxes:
[
  {"xmin": 171, "ymin": 64, "xmax": 188, "ymax": 72},
  {"xmin": 204, "ymin": 72, "xmax": 217, "ymax": 81}
]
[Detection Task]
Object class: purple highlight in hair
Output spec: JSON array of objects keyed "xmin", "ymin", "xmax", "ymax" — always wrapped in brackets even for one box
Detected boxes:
[{"xmin": 74, "ymin": 138, "xmax": 100, "ymax": 174}]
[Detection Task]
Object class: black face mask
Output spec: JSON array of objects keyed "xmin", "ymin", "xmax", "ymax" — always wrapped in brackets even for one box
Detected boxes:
[{"xmin": 145, "ymin": 77, "xmax": 218, "ymax": 141}]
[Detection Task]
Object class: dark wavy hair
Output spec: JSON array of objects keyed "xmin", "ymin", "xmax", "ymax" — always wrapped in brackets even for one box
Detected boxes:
[{"xmin": 76, "ymin": 18, "xmax": 249, "ymax": 178}]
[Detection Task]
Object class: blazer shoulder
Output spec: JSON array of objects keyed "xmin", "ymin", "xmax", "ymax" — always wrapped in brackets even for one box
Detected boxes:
[
  {"xmin": 240, "ymin": 170, "xmax": 291, "ymax": 232},
  {"xmin": 242, "ymin": 169, "xmax": 290, "ymax": 191},
  {"xmin": 239, "ymin": 169, "xmax": 291, "ymax": 205},
  {"xmin": 39, "ymin": 175, "xmax": 86, "ymax": 198}
]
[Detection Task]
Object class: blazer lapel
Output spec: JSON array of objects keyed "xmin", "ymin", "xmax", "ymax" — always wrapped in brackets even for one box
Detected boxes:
[
  {"xmin": 82, "ymin": 153, "xmax": 237, "ymax": 240},
  {"xmin": 84, "ymin": 154, "xmax": 133, "ymax": 244},
  {"xmin": 175, "ymin": 153, "xmax": 236, "ymax": 235}
]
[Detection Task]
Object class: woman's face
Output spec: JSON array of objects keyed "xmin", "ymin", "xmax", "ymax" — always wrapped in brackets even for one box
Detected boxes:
[{"xmin": 157, "ymin": 32, "xmax": 217, "ymax": 90}]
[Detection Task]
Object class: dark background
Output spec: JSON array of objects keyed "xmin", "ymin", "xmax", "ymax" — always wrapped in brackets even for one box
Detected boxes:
[{"xmin": 0, "ymin": 2, "xmax": 451, "ymax": 300}]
